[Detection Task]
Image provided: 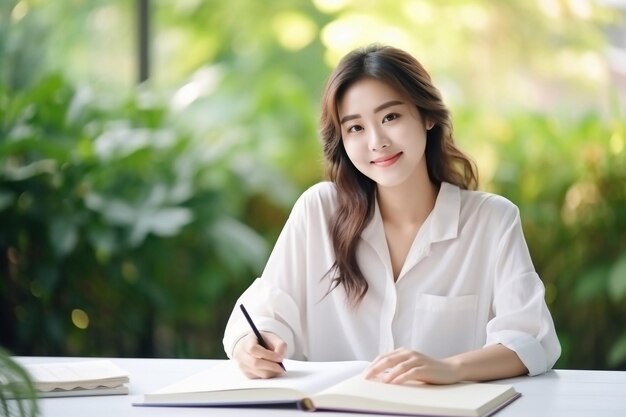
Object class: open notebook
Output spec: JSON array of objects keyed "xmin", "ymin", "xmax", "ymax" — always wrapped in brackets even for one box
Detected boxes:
[
  {"xmin": 24, "ymin": 360, "xmax": 129, "ymax": 398},
  {"xmin": 135, "ymin": 360, "xmax": 520, "ymax": 417}
]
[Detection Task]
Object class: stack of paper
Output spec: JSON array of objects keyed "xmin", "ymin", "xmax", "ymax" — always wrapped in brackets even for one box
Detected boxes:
[{"xmin": 24, "ymin": 360, "xmax": 129, "ymax": 398}]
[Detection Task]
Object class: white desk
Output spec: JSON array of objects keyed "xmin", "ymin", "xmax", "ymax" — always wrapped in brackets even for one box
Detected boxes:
[{"xmin": 15, "ymin": 357, "xmax": 626, "ymax": 417}]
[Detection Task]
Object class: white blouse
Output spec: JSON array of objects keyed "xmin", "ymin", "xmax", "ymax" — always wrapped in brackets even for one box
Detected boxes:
[{"xmin": 223, "ymin": 181, "xmax": 561, "ymax": 376}]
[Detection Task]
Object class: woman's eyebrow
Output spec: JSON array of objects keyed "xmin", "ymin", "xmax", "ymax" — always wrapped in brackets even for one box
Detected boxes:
[
  {"xmin": 373, "ymin": 100, "xmax": 404, "ymax": 113},
  {"xmin": 340, "ymin": 100, "xmax": 404, "ymax": 125},
  {"xmin": 340, "ymin": 114, "xmax": 360, "ymax": 125}
]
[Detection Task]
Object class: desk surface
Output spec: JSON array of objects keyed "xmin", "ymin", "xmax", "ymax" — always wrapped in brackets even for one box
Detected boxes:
[{"xmin": 14, "ymin": 357, "xmax": 626, "ymax": 417}]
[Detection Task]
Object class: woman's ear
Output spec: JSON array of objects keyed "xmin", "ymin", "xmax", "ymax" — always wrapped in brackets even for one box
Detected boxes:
[{"xmin": 426, "ymin": 119, "xmax": 435, "ymax": 130}]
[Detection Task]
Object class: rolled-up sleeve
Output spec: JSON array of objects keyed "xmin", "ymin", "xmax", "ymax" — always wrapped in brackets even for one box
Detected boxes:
[
  {"xmin": 222, "ymin": 278, "xmax": 302, "ymax": 358},
  {"xmin": 485, "ymin": 207, "xmax": 561, "ymax": 375},
  {"xmin": 223, "ymin": 194, "xmax": 309, "ymax": 359}
]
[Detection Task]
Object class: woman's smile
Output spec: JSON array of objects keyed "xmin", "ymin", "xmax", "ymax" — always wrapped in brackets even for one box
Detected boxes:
[{"xmin": 371, "ymin": 152, "xmax": 403, "ymax": 166}]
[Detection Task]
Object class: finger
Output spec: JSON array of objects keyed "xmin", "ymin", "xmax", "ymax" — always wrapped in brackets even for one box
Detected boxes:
[
  {"xmin": 261, "ymin": 332, "xmax": 287, "ymax": 359},
  {"xmin": 388, "ymin": 366, "xmax": 423, "ymax": 384},
  {"xmin": 241, "ymin": 357, "xmax": 286, "ymax": 379},
  {"xmin": 233, "ymin": 334, "xmax": 284, "ymax": 378},
  {"xmin": 382, "ymin": 355, "xmax": 429, "ymax": 384},
  {"xmin": 386, "ymin": 357, "xmax": 456, "ymax": 385},
  {"xmin": 380, "ymin": 357, "xmax": 422, "ymax": 383},
  {"xmin": 238, "ymin": 348, "xmax": 285, "ymax": 378},
  {"xmin": 365, "ymin": 347, "xmax": 416, "ymax": 377},
  {"xmin": 364, "ymin": 354, "xmax": 402, "ymax": 379},
  {"xmin": 246, "ymin": 333, "xmax": 286, "ymax": 373},
  {"xmin": 367, "ymin": 349, "xmax": 426, "ymax": 381},
  {"xmin": 369, "ymin": 348, "xmax": 414, "ymax": 366},
  {"xmin": 389, "ymin": 364, "xmax": 453, "ymax": 385},
  {"xmin": 239, "ymin": 363, "xmax": 283, "ymax": 379}
]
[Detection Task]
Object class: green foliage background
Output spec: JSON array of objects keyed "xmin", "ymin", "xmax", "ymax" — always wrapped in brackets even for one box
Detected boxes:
[{"xmin": 1, "ymin": 0, "xmax": 625, "ymax": 371}]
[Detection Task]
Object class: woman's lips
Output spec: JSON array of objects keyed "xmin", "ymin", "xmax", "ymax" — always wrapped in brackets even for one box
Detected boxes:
[{"xmin": 371, "ymin": 152, "xmax": 402, "ymax": 167}]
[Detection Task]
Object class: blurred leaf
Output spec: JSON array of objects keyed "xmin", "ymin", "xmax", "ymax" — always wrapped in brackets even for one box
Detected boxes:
[
  {"xmin": 608, "ymin": 255, "xmax": 626, "ymax": 302},
  {"xmin": 84, "ymin": 194, "xmax": 136, "ymax": 225},
  {"xmin": 608, "ymin": 333, "xmax": 626, "ymax": 368},
  {"xmin": 129, "ymin": 207, "xmax": 193, "ymax": 245},
  {"xmin": 3, "ymin": 159, "xmax": 57, "ymax": 181},
  {"xmin": 49, "ymin": 217, "xmax": 78, "ymax": 257},
  {"xmin": 93, "ymin": 126, "xmax": 177, "ymax": 162},
  {"xmin": 0, "ymin": 347, "xmax": 39, "ymax": 417},
  {"xmin": 209, "ymin": 217, "xmax": 269, "ymax": 275},
  {"xmin": 87, "ymin": 226, "xmax": 117, "ymax": 261},
  {"xmin": 0, "ymin": 190, "xmax": 15, "ymax": 211},
  {"xmin": 574, "ymin": 266, "xmax": 608, "ymax": 303}
]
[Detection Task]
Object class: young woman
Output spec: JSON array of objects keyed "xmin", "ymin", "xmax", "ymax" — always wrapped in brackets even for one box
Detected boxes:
[{"xmin": 222, "ymin": 44, "xmax": 560, "ymax": 384}]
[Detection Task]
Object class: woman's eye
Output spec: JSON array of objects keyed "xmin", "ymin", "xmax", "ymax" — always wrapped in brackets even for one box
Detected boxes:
[
  {"xmin": 347, "ymin": 125, "xmax": 363, "ymax": 133},
  {"xmin": 383, "ymin": 113, "xmax": 399, "ymax": 123}
]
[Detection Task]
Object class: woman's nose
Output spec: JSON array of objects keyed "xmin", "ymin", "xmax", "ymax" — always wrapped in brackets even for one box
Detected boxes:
[{"xmin": 369, "ymin": 127, "xmax": 390, "ymax": 151}]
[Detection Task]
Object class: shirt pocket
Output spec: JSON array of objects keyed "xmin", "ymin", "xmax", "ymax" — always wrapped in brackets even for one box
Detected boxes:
[{"xmin": 410, "ymin": 293, "xmax": 478, "ymax": 358}]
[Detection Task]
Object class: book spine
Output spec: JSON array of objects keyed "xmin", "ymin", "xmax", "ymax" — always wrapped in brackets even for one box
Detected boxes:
[{"xmin": 297, "ymin": 398, "xmax": 316, "ymax": 412}]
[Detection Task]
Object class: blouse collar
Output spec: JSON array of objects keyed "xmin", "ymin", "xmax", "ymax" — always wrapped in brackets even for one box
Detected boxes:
[{"xmin": 361, "ymin": 182, "xmax": 461, "ymax": 251}]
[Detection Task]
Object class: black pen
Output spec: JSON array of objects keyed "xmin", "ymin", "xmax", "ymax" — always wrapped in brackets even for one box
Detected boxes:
[{"xmin": 239, "ymin": 304, "xmax": 286, "ymax": 372}]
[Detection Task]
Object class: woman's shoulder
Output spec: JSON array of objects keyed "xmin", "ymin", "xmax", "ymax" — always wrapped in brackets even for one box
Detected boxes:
[
  {"xmin": 300, "ymin": 181, "xmax": 337, "ymax": 199},
  {"xmin": 296, "ymin": 181, "xmax": 337, "ymax": 204},
  {"xmin": 291, "ymin": 181, "xmax": 338, "ymax": 215},
  {"xmin": 460, "ymin": 187, "xmax": 517, "ymax": 209},
  {"xmin": 456, "ymin": 185, "xmax": 520, "ymax": 226}
]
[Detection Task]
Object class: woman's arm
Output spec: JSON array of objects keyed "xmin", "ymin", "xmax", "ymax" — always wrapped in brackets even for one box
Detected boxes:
[
  {"xmin": 224, "ymin": 183, "xmax": 336, "ymax": 363},
  {"xmin": 448, "ymin": 343, "xmax": 527, "ymax": 381},
  {"xmin": 364, "ymin": 344, "xmax": 527, "ymax": 385}
]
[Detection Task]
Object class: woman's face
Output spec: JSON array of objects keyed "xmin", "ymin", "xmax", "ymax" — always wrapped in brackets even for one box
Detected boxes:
[{"xmin": 338, "ymin": 77, "xmax": 432, "ymax": 189}]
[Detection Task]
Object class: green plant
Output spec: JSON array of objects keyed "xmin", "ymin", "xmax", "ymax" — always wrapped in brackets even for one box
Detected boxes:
[
  {"xmin": 0, "ymin": 347, "xmax": 38, "ymax": 417},
  {"xmin": 458, "ymin": 109, "xmax": 626, "ymax": 370},
  {"xmin": 0, "ymin": 72, "xmax": 297, "ymax": 358}
]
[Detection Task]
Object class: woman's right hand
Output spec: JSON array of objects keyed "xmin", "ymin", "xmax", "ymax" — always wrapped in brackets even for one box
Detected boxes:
[{"xmin": 232, "ymin": 331, "xmax": 287, "ymax": 379}]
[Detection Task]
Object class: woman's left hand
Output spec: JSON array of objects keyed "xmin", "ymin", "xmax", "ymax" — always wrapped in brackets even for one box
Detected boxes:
[{"xmin": 364, "ymin": 348, "xmax": 461, "ymax": 385}]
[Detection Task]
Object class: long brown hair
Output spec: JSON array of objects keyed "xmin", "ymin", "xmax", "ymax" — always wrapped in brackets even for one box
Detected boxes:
[{"xmin": 320, "ymin": 44, "xmax": 478, "ymax": 305}]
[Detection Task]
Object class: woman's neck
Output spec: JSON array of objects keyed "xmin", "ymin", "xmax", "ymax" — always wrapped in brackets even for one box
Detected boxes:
[{"xmin": 376, "ymin": 177, "xmax": 438, "ymax": 228}]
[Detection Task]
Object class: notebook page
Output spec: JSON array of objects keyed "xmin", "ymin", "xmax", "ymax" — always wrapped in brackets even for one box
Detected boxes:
[{"xmin": 152, "ymin": 359, "xmax": 368, "ymax": 397}]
